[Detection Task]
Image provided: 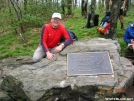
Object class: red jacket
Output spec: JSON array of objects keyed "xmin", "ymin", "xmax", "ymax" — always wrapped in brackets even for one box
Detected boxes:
[{"xmin": 40, "ymin": 23, "xmax": 73, "ymax": 52}]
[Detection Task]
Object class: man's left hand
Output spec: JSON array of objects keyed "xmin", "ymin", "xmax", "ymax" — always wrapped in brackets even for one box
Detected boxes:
[{"xmin": 54, "ymin": 45, "xmax": 63, "ymax": 53}]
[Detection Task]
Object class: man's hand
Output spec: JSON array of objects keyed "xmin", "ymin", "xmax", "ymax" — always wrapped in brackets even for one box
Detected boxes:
[
  {"xmin": 46, "ymin": 51, "xmax": 55, "ymax": 60},
  {"xmin": 54, "ymin": 45, "xmax": 63, "ymax": 53},
  {"xmin": 121, "ymin": 6, "xmax": 125, "ymax": 9}
]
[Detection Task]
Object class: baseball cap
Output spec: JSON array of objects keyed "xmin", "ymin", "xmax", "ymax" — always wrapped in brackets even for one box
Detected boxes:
[{"xmin": 52, "ymin": 13, "xmax": 62, "ymax": 19}]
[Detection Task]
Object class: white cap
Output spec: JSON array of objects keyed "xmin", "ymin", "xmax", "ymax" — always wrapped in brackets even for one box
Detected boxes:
[{"xmin": 52, "ymin": 13, "xmax": 62, "ymax": 19}]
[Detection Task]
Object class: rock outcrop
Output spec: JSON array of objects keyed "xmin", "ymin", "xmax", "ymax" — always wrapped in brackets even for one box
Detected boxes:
[{"xmin": 0, "ymin": 38, "xmax": 134, "ymax": 101}]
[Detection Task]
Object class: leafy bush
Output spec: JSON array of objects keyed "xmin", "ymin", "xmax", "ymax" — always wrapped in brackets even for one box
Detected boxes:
[{"xmin": 19, "ymin": 14, "xmax": 44, "ymax": 28}]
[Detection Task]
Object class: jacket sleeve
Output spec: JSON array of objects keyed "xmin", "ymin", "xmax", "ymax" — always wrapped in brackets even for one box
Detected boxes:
[
  {"xmin": 62, "ymin": 29, "xmax": 73, "ymax": 47},
  {"xmin": 124, "ymin": 27, "xmax": 131, "ymax": 44},
  {"xmin": 40, "ymin": 25, "xmax": 49, "ymax": 52}
]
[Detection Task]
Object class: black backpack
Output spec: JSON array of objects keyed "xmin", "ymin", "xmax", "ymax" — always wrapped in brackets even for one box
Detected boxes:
[
  {"xmin": 60, "ymin": 30, "xmax": 78, "ymax": 42},
  {"xmin": 85, "ymin": 13, "xmax": 99, "ymax": 28}
]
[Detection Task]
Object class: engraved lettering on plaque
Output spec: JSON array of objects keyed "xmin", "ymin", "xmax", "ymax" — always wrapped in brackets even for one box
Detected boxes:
[{"xmin": 67, "ymin": 52, "xmax": 113, "ymax": 76}]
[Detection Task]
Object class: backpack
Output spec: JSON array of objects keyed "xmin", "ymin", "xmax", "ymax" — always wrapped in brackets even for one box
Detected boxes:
[
  {"xmin": 85, "ymin": 13, "xmax": 99, "ymax": 28},
  {"xmin": 97, "ymin": 11, "xmax": 111, "ymax": 34},
  {"xmin": 60, "ymin": 30, "xmax": 78, "ymax": 42}
]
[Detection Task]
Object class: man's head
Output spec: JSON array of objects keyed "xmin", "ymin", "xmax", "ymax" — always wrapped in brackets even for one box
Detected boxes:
[
  {"xmin": 52, "ymin": 13, "xmax": 62, "ymax": 19},
  {"xmin": 51, "ymin": 12, "xmax": 62, "ymax": 28}
]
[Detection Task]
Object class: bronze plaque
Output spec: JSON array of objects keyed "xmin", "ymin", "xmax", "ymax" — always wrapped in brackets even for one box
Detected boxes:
[{"xmin": 67, "ymin": 52, "xmax": 113, "ymax": 76}]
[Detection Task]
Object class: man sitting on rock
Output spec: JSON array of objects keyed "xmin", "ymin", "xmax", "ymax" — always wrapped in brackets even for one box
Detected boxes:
[
  {"xmin": 124, "ymin": 23, "xmax": 134, "ymax": 51},
  {"xmin": 32, "ymin": 12, "xmax": 73, "ymax": 62}
]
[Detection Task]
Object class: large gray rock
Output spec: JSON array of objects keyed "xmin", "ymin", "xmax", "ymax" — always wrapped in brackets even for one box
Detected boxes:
[
  {"xmin": 0, "ymin": 38, "xmax": 134, "ymax": 101},
  {"xmin": 1, "ymin": 75, "xmax": 31, "ymax": 101}
]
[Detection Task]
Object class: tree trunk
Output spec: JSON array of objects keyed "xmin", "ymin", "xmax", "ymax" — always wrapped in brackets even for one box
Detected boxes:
[
  {"xmin": 105, "ymin": 0, "xmax": 110, "ymax": 12},
  {"xmin": 109, "ymin": 0, "xmax": 120, "ymax": 39},
  {"xmin": 124, "ymin": 0, "xmax": 129, "ymax": 16},
  {"xmin": 90, "ymin": 0, "xmax": 96, "ymax": 27},
  {"xmin": 102, "ymin": 0, "xmax": 105, "ymax": 7},
  {"xmin": 81, "ymin": 0, "xmax": 88, "ymax": 18},
  {"xmin": 24, "ymin": 0, "xmax": 27, "ymax": 14},
  {"xmin": 8, "ymin": 0, "xmax": 16, "ymax": 33},
  {"xmin": 67, "ymin": 0, "xmax": 72, "ymax": 15},
  {"xmin": 61, "ymin": 0, "xmax": 65, "ymax": 15},
  {"xmin": 10, "ymin": 0, "xmax": 25, "ymax": 34},
  {"xmin": 74, "ymin": 0, "xmax": 77, "ymax": 8}
]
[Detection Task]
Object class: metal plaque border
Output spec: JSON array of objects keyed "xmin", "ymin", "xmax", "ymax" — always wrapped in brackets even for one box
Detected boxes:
[{"xmin": 67, "ymin": 52, "xmax": 114, "ymax": 76}]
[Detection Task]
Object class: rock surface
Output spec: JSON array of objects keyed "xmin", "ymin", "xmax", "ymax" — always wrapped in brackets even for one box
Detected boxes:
[{"xmin": 0, "ymin": 38, "xmax": 134, "ymax": 101}]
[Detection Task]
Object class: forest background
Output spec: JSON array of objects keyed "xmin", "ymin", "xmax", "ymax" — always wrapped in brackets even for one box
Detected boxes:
[{"xmin": 0, "ymin": 0, "xmax": 134, "ymax": 59}]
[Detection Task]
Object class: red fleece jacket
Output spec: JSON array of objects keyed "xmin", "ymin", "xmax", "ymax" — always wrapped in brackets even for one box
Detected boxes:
[{"xmin": 41, "ymin": 23, "xmax": 72, "ymax": 52}]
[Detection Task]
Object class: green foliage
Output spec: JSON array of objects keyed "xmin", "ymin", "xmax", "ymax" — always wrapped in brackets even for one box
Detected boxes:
[{"xmin": 19, "ymin": 14, "xmax": 44, "ymax": 27}]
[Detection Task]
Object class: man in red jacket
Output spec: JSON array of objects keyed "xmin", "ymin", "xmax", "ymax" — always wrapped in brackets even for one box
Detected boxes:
[{"xmin": 33, "ymin": 12, "xmax": 73, "ymax": 62}]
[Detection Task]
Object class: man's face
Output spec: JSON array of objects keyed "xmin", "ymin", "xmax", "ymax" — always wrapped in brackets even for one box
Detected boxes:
[{"xmin": 51, "ymin": 17, "xmax": 61, "ymax": 28}]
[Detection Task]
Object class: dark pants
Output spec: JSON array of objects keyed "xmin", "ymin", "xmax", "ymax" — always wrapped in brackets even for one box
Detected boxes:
[{"xmin": 119, "ymin": 9, "xmax": 124, "ymax": 16}]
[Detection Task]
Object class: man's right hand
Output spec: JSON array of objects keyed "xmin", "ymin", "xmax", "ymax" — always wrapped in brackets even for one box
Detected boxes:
[{"xmin": 46, "ymin": 51, "xmax": 55, "ymax": 60}]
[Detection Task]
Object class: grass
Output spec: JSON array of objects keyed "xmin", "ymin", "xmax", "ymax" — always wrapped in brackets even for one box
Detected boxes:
[{"xmin": 0, "ymin": 6, "xmax": 134, "ymax": 60}]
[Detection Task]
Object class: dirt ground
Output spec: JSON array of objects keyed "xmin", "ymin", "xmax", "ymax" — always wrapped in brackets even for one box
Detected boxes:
[
  {"xmin": 122, "ymin": 80, "xmax": 134, "ymax": 101},
  {"xmin": 125, "ymin": 86, "xmax": 134, "ymax": 98}
]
